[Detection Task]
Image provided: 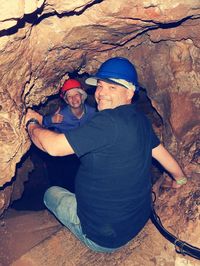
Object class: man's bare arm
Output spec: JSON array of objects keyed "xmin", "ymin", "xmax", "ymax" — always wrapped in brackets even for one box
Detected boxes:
[
  {"xmin": 27, "ymin": 124, "xmax": 74, "ymax": 156},
  {"xmin": 152, "ymin": 144, "xmax": 187, "ymax": 188},
  {"xmin": 25, "ymin": 109, "xmax": 74, "ymax": 156}
]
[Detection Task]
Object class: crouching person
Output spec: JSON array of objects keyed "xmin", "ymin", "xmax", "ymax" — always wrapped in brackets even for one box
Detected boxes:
[{"xmin": 25, "ymin": 57, "xmax": 187, "ymax": 252}]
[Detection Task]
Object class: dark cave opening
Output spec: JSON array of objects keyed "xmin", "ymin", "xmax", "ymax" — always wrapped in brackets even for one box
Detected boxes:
[{"xmin": 11, "ymin": 145, "xmax": 79, "ymax": 211}]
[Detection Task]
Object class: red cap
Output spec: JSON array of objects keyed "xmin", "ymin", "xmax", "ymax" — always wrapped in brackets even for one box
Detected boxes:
[{"xmin": 61, "ymin": 79, "xmax": 81, "ymax": 93}]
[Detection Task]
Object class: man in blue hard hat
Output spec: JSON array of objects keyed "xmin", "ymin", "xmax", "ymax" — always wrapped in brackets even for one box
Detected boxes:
[{"xmin": 25, "ymin": 57, "xmax": 187, "ymax": 253}]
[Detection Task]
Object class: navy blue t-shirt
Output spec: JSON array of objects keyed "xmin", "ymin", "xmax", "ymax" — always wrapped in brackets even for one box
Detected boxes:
[{"xmin": 65, "ymin": 104, "xmax": 160, "ymax": 248}]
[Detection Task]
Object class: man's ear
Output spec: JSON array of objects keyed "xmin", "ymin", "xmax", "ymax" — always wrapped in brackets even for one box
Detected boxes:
[{"xmin": 126, "ymin": 89, "xmax": 134, "ymax": 101}]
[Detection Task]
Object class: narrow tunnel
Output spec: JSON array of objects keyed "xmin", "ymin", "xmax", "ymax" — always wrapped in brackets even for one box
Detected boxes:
[
  {"xmin": 10, "ymin": 79, "xmax": 164, "ymax": 212},
  {"xmin": 0, "ymin": 1, "xmax": 199, "ymax": 265},
  {"xmin": 1, "ymin": 78, "xmax": 165, "ymax": 264}
]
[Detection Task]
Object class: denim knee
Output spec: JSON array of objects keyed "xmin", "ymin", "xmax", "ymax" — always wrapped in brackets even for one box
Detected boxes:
[{"xmin": 43, "ymin": 186, "xmax": 61, "ymax": 210}]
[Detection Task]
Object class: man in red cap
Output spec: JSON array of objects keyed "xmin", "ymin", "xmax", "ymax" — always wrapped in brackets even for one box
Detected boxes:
[{"xmin": 42, "ymin": 78, "xmax": 96, "ymax": 133}]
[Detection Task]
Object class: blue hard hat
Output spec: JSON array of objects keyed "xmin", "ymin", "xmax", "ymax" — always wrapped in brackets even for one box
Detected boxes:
[{"xmin": 85, "ymin": 57, "xmax": 138, "ymax": 87}]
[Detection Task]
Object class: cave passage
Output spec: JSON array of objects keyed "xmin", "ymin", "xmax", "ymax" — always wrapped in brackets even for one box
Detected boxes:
[
  {"xmin": 11, "ymin": 146, "xmax": 79, "ymax": 211},
  {"xmin": 11, "ymin": 84, "xmax": 163, "ymax": 212}
]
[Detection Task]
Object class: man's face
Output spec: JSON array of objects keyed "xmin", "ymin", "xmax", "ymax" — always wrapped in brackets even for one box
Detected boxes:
[
  {"xmin": 95, "ymin": 80, "xmax": 134, "ymax": 111},
  {"xmin": 64, "ymin": 89, "xmax": 83, "ymax": 108}
]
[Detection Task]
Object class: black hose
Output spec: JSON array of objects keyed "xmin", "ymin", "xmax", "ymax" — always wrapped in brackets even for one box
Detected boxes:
[{"xmin": 151, "ymin": 192, "xmax": 200, "ymax": 260}]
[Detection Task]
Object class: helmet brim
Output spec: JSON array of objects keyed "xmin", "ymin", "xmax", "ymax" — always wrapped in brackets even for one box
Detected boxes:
[
  {"xmin": 85, "ymin": 76, "xmax": 128, "ymax": 87},
  {"xmin": 85, "ymin": 77, "xmax": 98, "ymax": 86},
  {"xmin": 85, "ymin": 76, "xmax": 138, "ymax": 92}
]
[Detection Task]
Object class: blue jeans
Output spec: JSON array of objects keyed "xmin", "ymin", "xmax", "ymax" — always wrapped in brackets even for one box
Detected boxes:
[{"xmin": 43, "ymin": 186, "xmax": 119, "ymax": 253}]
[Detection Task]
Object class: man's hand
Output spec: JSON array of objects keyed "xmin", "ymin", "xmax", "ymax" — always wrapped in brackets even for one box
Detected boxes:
[
  {"xmin": 24, "ymin": 108, "xmax": 74, "ymax": 156},
  {"xmin": 171, "ymin": 177, "xmax": 188, "ymax": 189},
  {"xmin": 25, "ymin": 109, "xmax": 43, "ymax": 125},
  {"xmin": 51, "ymin": 108, "xmax": 64, "ymax": 123},
  {"xmin": 152, "ymin": 144, "xmax": 188, "ymax": 189}
]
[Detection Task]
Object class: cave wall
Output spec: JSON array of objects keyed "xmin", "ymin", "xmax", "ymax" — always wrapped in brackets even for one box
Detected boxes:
[{"xmin": 0, "ymin": 0, "xmax": 199, "ymax": 228}]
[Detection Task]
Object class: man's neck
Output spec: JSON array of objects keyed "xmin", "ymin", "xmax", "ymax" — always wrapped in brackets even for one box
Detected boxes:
[{"xmin": 71, "ymin": 105, "xmax": 85, "ymax": 119}]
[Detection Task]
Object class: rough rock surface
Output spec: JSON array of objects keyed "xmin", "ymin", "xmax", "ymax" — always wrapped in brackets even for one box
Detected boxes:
[{"xmin": 0, "ymin": 0, "xmax": 199, "ymax": 265}]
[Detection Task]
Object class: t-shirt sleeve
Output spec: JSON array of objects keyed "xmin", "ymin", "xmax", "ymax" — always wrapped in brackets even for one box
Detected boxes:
[
  {"xmin": 42, "ymin": 114, "xmax": 53, "ymax": 128},
  {"xmin": 65, "ymin": 112, "xmax": 116, "ymax": 157},
  {"xmin": 151, "ymin": 127, "xmax": 160, "ymax": 148}
]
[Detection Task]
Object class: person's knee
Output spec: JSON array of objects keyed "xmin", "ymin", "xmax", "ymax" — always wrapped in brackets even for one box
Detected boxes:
[{"xmin": 43, "ymin": 186, "xmax": 59, "ymax": 206}]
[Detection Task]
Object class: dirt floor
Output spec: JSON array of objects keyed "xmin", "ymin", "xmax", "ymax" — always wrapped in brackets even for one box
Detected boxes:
[
  {"xmin": 0, "ymin": 147, "xmax": 79, "ymax": 266},
  {"xmin": 0, "ymin": 208, "xmax": 62, "ymax": 266}
]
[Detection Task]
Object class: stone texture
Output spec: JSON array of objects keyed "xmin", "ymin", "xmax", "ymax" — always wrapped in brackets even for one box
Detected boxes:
[
  {"xmin": 0, "ymin": 209, "xmax": 62, "ymax": 266},
  {"xmin": 0, "ymin": 156, "xmax": 33, "ymax": 215},
  {"xmin": 0, "ymin": 0, "xmax": 199, "ymax": 264},
  {"xmin": 0, "ymin": 0, "xmax": 44, "ymax": 30}
]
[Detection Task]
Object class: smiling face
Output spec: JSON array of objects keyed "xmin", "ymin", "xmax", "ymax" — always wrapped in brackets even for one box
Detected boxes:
[
  {"xmin": 94, "ymin": 80, "xmax": 134, "ymax": 111},
  {"xmin": 64, "ymin": 89, "xmax": 83, "ymax": 109}
]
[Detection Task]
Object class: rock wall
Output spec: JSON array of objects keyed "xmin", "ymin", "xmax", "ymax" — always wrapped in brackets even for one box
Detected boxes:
[{"xmin": 0, "ymin": 1, "xmax": 199, "ymax": 263}]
